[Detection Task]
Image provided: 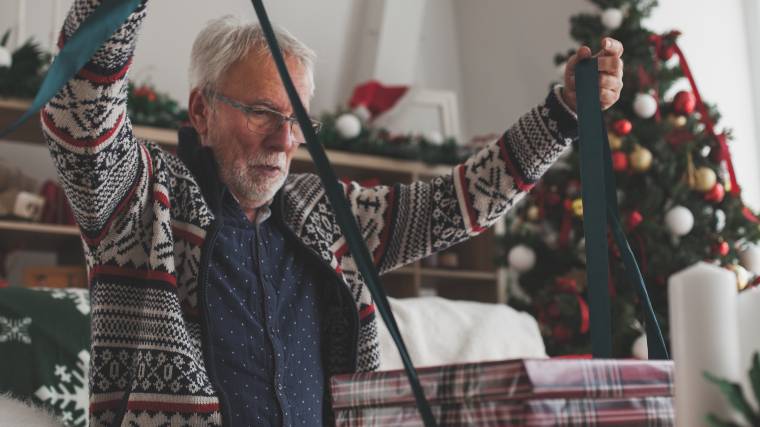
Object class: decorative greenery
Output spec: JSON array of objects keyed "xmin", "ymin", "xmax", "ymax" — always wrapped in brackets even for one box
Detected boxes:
[
  {"xmin": 705, "ymin": 352, "xmax": 760, "ymax": 426},
  {"xmin": 127, "ymin": 82, "xmax": 188, "ymax": 129},
  {"xmin": 316, "ymin": 110, "xmax": 473, "ymax": 166},
  {"xmin": 0, "ymin": 30, "xmax": 51, "ymax": 98}
]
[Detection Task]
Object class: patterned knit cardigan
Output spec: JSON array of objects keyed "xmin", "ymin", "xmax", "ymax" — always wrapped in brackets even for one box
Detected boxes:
[{"xmin": 41, "ymin": 1, "xmax": 578, "ymax": 425}]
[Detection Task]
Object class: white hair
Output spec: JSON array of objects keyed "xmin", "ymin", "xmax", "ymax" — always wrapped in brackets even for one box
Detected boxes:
[{"xmin": 189, "ymin": 15, "xmax": 316, "ymax": 96}]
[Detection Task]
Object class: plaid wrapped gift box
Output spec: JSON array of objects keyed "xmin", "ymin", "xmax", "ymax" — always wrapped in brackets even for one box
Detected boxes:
[{"xmin": 330, "ymin": 359, "xmax": 674, "ymax": 426}]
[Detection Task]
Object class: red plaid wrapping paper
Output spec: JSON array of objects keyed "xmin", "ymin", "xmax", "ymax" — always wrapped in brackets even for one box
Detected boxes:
[{"xmin": 330, "ymin": 359, "xmax": 674, "ymax": 426}]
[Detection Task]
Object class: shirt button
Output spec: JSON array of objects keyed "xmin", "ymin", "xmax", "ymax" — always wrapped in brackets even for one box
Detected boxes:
[{"xmin": 278, "ymin": 384, "xmax": 283, "ymax": 391}]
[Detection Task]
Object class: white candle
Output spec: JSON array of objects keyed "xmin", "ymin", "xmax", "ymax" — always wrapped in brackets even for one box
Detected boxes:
[
  {"xmin": 669, "ymin": 262, "xmax": 741, "ymax": 426},
  {"xmin": 738, "ymin": 287, "xmax": 760, "ymax": 410}
]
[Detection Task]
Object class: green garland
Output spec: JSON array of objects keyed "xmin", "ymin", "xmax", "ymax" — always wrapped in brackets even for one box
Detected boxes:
[
  {"xmin": 126, "ymin": 82, "xmax": 188, "ymax": 129},
  {"xmin": 0, "ymin": 30, "xmax": 51, "ymax": 98},
  {"xmin": 317, "ymin": 111, "xmax": 472, "ymax": 166}
]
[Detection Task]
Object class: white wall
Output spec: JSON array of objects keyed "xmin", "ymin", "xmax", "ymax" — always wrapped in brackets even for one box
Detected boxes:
[{"xmin": 1, "ymin": 0, "xmax": 758, "ymax": 207}]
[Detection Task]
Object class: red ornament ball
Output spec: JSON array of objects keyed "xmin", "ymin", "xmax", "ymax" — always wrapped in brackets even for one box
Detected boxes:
[
  {"xmin": 612, "ymin": 119, "xmax": 633, "ymax": 136},
  {"xmin": 657, "ymin": 44, "xmax": 677, "ymax": 61},
  {"xmin": 612, "ymin": 151, "xmax": 629, "ymax": 172},
  {"xmin": 715, "ymin": 241, "xmax": 730, "ymax": 257},
  {"xmin": 673, "ymin": 91, "xmax": 697, "ymax": 115},
  {"xmin": 627, "ymin": 211, "xmax": 644, "ymax": 230},
  {"xmin": 705, "ymin": 183, "xmax": 726, "ymax": 203}
]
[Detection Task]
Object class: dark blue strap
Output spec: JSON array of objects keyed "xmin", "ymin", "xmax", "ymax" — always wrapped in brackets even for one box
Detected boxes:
[
  {"xmin": 248, "ymin": 1, "xmax": 439, "ymax": 425},
  {"xmin": 575, "ymin": 59, "xmax": 669, "ymax": 360},
  {"xmin": 0, "ymin": 0, "xmax": 142, "ymax": 139}
]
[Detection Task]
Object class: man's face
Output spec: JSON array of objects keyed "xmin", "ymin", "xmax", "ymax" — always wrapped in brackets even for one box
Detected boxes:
[{"xmin": 203, "ymin": 49, "xmax": 311, "ymax": 205}]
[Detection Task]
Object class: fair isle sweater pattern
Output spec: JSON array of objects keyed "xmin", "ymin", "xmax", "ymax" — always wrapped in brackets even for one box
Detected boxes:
[{"xmin": 41, "ymin": 1, "xmax": 578, "ymax": 425}]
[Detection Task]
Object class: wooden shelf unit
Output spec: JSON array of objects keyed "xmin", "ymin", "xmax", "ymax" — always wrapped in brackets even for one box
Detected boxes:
[{"xmin": 1, "ymin": 99, "xmax": 501, "ymax": 302}]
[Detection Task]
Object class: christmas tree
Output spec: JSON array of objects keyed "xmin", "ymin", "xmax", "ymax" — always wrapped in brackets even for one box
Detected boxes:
[{"xmin": 498, "ymin": 0, "xmax": 760, "ymax": 357}]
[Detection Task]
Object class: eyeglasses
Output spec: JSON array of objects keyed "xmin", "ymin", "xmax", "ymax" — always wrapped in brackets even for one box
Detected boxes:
[{"xmin": 205, "ymin": 90, "xmax": 322, "ymax": 144}]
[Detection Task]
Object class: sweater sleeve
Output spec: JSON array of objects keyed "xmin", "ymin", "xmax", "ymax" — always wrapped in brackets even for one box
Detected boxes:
[
  {"xmin": 40, "ymin": 0, "xmax": 148, "ymax": 237},
  {"xmin": 345, "ymin": 85, "xmax": 577, "ymax": 274}
]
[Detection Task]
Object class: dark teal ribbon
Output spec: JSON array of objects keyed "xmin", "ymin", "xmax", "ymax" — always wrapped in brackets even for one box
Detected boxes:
[
  {"xmin": 575, "ymin": 59, "xmax": 668, "ymax": 360},
  {"xmin": 248, "ymin": 1, "xmax": 438, "ymax": 425},
  {"xmin": 0, "ymin": 0, "xmax": 142, "ymax": 139}
]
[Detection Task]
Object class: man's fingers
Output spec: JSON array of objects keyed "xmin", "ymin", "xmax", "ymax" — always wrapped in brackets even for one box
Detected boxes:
[
  {"xmin": 566, "ymin": 46, "xmax": 592, "ymax": 69},
  {"xmin": 566, "ymin": 75, "xmax": 575, "ymax": 91},
  {"xmin": 599, "ymin": 37, "xmax": 624, "ymax": 57},
  {"xmin": 600, "ymin": 88, "xmax": 619, "ymax": 109},
  {"xmin": 597, "ymin": 56, "xmax": 623, "ymax": 78},
  {"xmin": 599, "ymin": 73, "xmax": 623, "ymax": 92}
]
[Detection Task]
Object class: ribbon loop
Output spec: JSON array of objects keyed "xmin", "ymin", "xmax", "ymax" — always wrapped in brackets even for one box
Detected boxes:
[{"xmin": 576, "ymin": 58, "xmax": 669, "ymax": 360}]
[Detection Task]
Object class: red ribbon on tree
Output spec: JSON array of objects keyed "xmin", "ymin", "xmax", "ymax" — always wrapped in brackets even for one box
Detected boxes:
[{"xmin": 649, "ymin": 32, "xmax": 741, "ymax": 196}]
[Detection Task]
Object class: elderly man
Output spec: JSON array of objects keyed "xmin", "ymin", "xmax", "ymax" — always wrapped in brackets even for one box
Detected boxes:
[{"xmin": 42, "ymin": 1, "xmax": 623, "ymax": 426}]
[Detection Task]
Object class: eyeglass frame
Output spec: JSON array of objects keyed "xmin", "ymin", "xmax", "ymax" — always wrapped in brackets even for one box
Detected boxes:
[{"xmin": 203, "ymin": 88, "xmax": 322, "ymax": 144}]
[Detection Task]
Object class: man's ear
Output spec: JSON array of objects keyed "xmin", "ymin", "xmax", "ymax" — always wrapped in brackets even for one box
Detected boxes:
[{"xmin": 188, "ymin": 88, "xmax": 210, "ymax": 138}]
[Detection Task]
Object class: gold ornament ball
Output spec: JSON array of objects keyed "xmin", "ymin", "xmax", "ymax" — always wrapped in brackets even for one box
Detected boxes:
[
  {"xmin": 572, "ymin": 198, "xmax": 584, "ymax": 217},
  {"xmin": 608, "ymin": 133, "xmax": 623, "ymax": 150},
  {"xmin": 526, "ymin": 205, "xmax": 540, "ymax": 221},
  {"xmin": 666, "ymin": 114, "xmax": 688, "ymax": 128},
  {"xmin": 693, "ymin": 167, "xmax": 717, "ymax": 192},
  {"xmin": 629, "ymin": 146, "xmax": 653, "ymax": 172}
]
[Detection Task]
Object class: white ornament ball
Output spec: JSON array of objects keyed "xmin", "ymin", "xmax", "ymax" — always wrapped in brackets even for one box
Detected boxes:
[
  {"xmin": 601, "ymin": 8, "xmax": 625, "ymax": 30},
  {"xmin": 352, "ymin": 105, "xmax": 372, "ymax": 122},
  {"xmin": 425, "ymin": 130, "xmax": 444, "ymax": 146},
  {"xmin": 665, "ymin": 205, "xmax": 694, "ymax": 237},
  {"xmin": 335, "ymin": 113, "xmax": 362, "ymax": 139},
  {"xmin": 631, "ymin": 334, "xmax": 648, "ymax": 359},
  {"xmin": 739, "ymin": 244, "xmax": 760, "ymax": 275},
  {"xmin": 0, "ymin": 46, "xmax": 11, "ymax": 68},
  {"xmin": 508, "ymin": 244, "xmax": 536, "ymax": 273},
  {"xmin": 633, "ymin": 93, "xmax": 658, "ymax": 119}
]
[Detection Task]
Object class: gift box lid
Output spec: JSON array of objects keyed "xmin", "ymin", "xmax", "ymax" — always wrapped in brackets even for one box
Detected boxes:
[{"xmin": 330, "ymin": 358, "xmax": 674, "ymax": 410}]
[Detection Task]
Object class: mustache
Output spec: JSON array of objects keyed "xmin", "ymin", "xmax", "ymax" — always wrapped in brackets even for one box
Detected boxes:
[{"xmin": 249, "ymin": 152, "xmax": 286, "ymax": 169}]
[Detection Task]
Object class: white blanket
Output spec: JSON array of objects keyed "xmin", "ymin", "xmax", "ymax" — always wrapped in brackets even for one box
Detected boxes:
[
  {"xmin": 0, "ymin": 394, "xmax": 62, "ymax": 427},
  {"xmin": 377, "ymin": 297, "xmax": 547, "ymax": 371}
]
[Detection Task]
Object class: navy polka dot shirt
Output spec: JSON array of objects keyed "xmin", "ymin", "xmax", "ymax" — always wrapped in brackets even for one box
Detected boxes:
[{"xmin": 206, "ymin": 190, "xmax": 324, "ymax": 426}]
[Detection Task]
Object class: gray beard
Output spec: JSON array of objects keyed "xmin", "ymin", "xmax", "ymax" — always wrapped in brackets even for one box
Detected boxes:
[{"xmin": 218, "ymin": 152, "xmax": 287, "ymax": 204}]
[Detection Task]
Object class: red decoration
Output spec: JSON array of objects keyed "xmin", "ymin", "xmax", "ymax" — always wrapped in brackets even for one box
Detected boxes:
[
  {"xmin": 649, "ymin": 31, "xmax": 681, "ymax": 61},
  {"xmin": 612, "ymin": 151, "xmax": 629, "ymax": 172},
  {"xmin": 576, "ymin": 295, "xmax": 590, "ymax": 334},
  {"xmin": 552, "ymin": 324, "xmax": 573, "ymax": 342},
  {"xmin": 715, "ymin": 241, "xmax": 730, "ymax": 257},
  {"xmin": 348, "ymin": 80, "xmax": 409, "ymax": 119},
  {"xmin": 649, "ymin": 35, "xmax": 740, "ymax": 195},
  {"xmin": 612, "ymin": 119, "xmax": 633, "ymax": 136},
  {"xmin": 545, "ymin": 192, "xmax": 561, "ymax": 206},
  {"xmin": 626, "ymin": 211, "xmax": 644, "ymax": 230},
  {"xmin": 673, "ymin": 91, "xmax": 697, "ymax": 115},
  {"xmin": 666, "ymin": 128, "xmax": 693, "ymax": 148},
  {"xmin": 743, "ymin": 207, "xmax": 760, "ymax": 224},
  {"xmin": 704, "ymin": 183, "xmax": 726, "ymax": 203},
  {"xmin": 547, "ymin": 303, "xmax": 562, "ymax": 318},
  {"xmin": 554, "ymin": 277, "xmax": 578, "ymax": 293},
  {"xmin": 133, "ymin": 85, "xmax": 157, "ymax": 102}
]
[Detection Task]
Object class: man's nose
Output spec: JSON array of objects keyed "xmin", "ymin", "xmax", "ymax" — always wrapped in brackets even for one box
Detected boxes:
[{"xmin": 263, "ymin": 121, "xmax": 295, "ymax": 152}]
